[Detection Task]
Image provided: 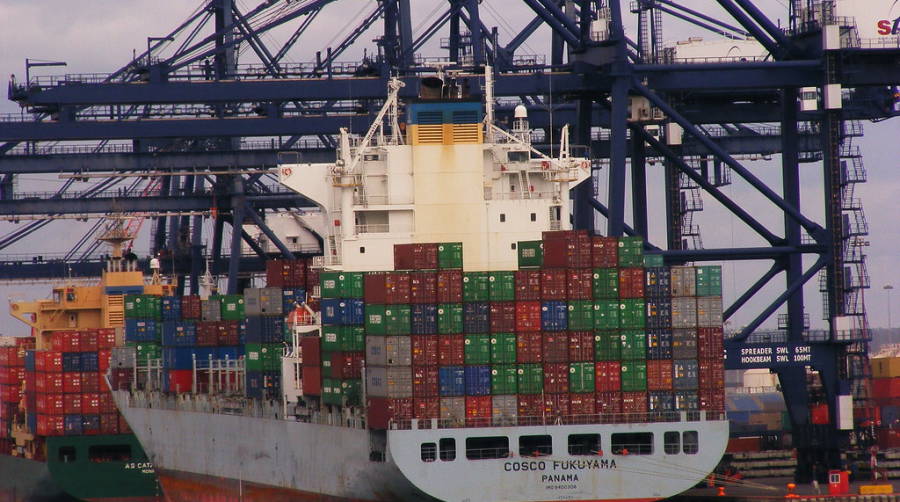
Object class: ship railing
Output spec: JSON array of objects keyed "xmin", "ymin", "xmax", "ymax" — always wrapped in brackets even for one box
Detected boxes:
[
  {"xmin": 389, "ymin": 410, "xmax": 726, "ymax": 430},
  {"xmin": 490, "ymin": 191, "xmax": 558, "ymax": 200}
]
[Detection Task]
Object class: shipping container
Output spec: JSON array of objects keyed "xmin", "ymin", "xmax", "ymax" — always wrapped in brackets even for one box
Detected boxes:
[
  {"xmin": 645, "ymin": 298, "xmax": 672, "ymax": 330},
  {"xmin": 439, "ymin": 366, "xmax": 466, "ymax": 396},
  {"xmin": 462, "ymin": 272, "xmax": 490, "ymax": 302},
  {"xmin": 596, "ymin": 391, "xmax": 622, "ymax": 415},
  {"xmin": 514, "ymin": 270, "xmax": 542, "ymax": 301},
  {"xmin": 462, "ymin": 335, "xmax": 490, "ymax": 365},
  {"xmin": 437, "ymin": 242, "xmax": 463, "ymax": 269},
  {"xmin": 491, "ymin": 395, "xmax": 518, "ymax": 425},
  {"xmin": 383, "ymin": 305, "xmax": 411, "ymax": 334},
  {"xmin": 695, "ymin": 266, "xmax": 722, "ymax": 296},
  {"xmin": 619, "ymin": 299, "xmax": 645, "ymax": 329},
  {"xmin": 464, "ymin": 366, "xmax": 492, "ymax": 396},
  {"xmin": 675, "ymin": 391, "xmax": 699, "ymax": 411},
  {"xmin": 517, "ymin": 394, "xmax": 543, "ymax": 424},
  {"xmin": 366, "ymin": 397, "xmax": 413, "ymax": 429},
  {"xmin": 515, "ymin": 301, "xmax": 542, "ymax": 332},
  {"xmin": 436, "ymin": 270, "xmax": 463, "ymax": 303},
  {"xmin": 302, "ymin": 366, "xmax": 321, "ymax": 395},
  {"xmin": 592, "ymin": 268, "xmax": 619, "ymax": 299},
  {"xmin": 670, "ymin": 266, "xmax": 697, "ymax": 297},
  {"xmin": 515, "ymin": 332, "xmax": 543, "ymax": 363},
  {"xmin": 620, "ymin": 361, "xmax": 647, "ymax": 392},
  {"xmin": 567, "ymin": 301, "xmax": 594, "ymax": 331},
  {"xmin": 647, "ymin": 360, "xmax": 673, "ymax": 391},
  {"xmin": 409, "ymin": 272, "xmax": 438, "ymax": 304},
  {"xmin": 617, "ymin": 237, "xmax": 644, "ymax": 267},
  {"xmin": 218, "ymin": 295, "xmax": 245, "ymax": 321},
  {"xmin": 517, "ymin": 364, "xmax": 544, "ymax": 394},
  {"xmin": 670, "ymin": 297, "xmax": 698, "ymax": 329},
  {"xmin": 699, "ymin": 359, "xmax": 724, "ymax": 390},
  {"xmin": 698, "ymin": 388, "xmax": 724, "ymax": 411},
  {"xmin": 463, "ymin": 302, "xmax": 490, "ymax": 333},
  {"xmin": 394, "ymin": 243, "xmax": 439, "ymax": 270},
  {"xmin": 438, "ymin": 335, "xmax": 465, "ymax": 366},
  {"xmin": 489, "ymin": 302, "xmax": 516, "ymax": 333},
  {"xmin": 621, "ymin": 391, "xmax": 648, "ymax": 413},
  {"xmin": 385, "ymin": 273, "xmax": 411, "ymax": 304},
  {"xmin": 490, "ymin": 333, "xmax": 517, "ymax": 364},
  {"xmin": 543, "ymin": 393, "xmax": 572, "ymax": 419},
  {"xmin": 673, "ymin": 359, "xmax": 699, "ymax": 390},
  {"xmin": 322, "ymin": 326, "xmax": 365, "ymax": 353},
  {"xmin": 644, "ymin": 267, "xmax": 671, "ymax": 298},
  {"xmin": 364, "ymin": 304, "xmax": 386, "ymax": 335},
  {"xmin": 488, "ymin": 272, "xmax": 516, "ymax": 301},
  {"xmin": 300, "ymin": 337, "xmax": 321, "ymax": 367},
  {"xmin": 695, "ymin": 327, "xmax": 722, "ymax": 359},
  {"xmin": 568, "ymin": 331, "xmax": 594, "ymax": 362},
  {"xmin": 872, "ymin": 357, "xmax": 900, "ymax": 378},
  {"xmin": 410, "ymin": 304, "xmax": 438, "ymax": 335},
  {"xmin": 568, "ymin": 393, "xmax": 596, "ymax": 419},
  {"xmin": 491, "ymin": 365, "xmax": 518, "ymax": 395},
  {"xmin": 384, "ymin": 337, "xmax": 412, "ymax": 366},
  {"xmin": 696, "ymin": 297, "xmax": 723, "ymax": 327},
  {"xmin": 540, "ymin": 269, "xmax": 567, "ymax": 300},
  {"xmin": 517, "ymin": 241, "xmax": 543, "ymax": 268},
  {"xmin": 414, "ymin": 397, "xmax": 440, "ymax": 420},
  {"xmin": 647, "ymin": 329, "xmax": 673, "ymax": 360},
  {"xmin": 594, "ymin": 300, "xmax": 620, "ymax": 330},
  {"xmin": 181, "ymin": 295, "xmax": 202, "ymax": 320},
  {"xmin": 366, "ymin": 367, "xmax": 412, "ymax": 398},
  {"xmin": 412, "ymin": 366, "xmax": 439, "ymax": 398},
  {"xmin": 411, "ymin": 335, "xmax": 439, "ymax": 366},
  {"xmin": 648, "ymin": 391, "xmax": 674, "ymax": 412},
  {"xmin": 543, "ymin": 230, "xmax": 592, "ymax": 269},
  {"xmin": 541, "ymin": 301, "xmax": 568, "ymax": 331},
  {"xmin": 594, "ymin": 330, "xmax": 622, "ymax": 361},
  {"xmin": 542, "ymin": 332, "xmax": 569, "ymax": 363},
  {"xmin": 569, "ymin": 362, "xmax": 595, "ymax": 393},
  {"xmin": 672, "ymin": 329, "xmax": 698, "ymax": 359},
  {"xmin": 364, "ymin": 273, "xmax": 388, "ymax": 304},
  {"xmin": 618, "ymin": 268, "xmax": 645, "ymax": 298},
  {"xmin": 591, "ymin": 237, "xmax": 618, "ymax": 268},
  {"xmin": 440, "ymin": 396, "xmax": 466, "ymax": 427},
  {"xmin": 465, "ymin": 395, "xmax": 493, "ymax": 426},
  {"xmin": 620, "ymin": 330, "xmax": 647, "ymax": 360},
  {"xmin": 566, "ymin": 269, "xmax": 593, "ymax": 300},
  {"xmin": 437, "ymin": 304, "xmax": 464, "ymax": 334},
  {"xmin": 595, "ymin": 361, "xmax": 622, "ymax": 392}
]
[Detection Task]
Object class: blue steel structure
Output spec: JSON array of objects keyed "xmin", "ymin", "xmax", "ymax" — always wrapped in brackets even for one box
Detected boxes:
[{"xmin": 1, "ymin": 0, "xmax": 899, "ymax": 481}]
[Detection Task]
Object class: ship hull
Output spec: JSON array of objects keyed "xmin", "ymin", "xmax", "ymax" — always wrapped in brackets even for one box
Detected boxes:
[{"xmin": 0, "ymin": 454, "xmax": 73, "ymax": 502}]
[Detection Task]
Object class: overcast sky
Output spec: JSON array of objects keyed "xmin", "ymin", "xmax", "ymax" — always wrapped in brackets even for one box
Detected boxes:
[{"xmin": 0, "ymin": 0, "xmax": 897, "ymax": 336}]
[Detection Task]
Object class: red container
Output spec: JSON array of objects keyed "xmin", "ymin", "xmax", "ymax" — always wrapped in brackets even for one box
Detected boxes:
[
  {"xmin": 409, "ymin": 272, "xmax": 438, "ymax": 304},
  {"xmin": 79, "ymin": 331, "xmax": 99, "ymax": 352},
  {"xmin": 52, "ymin": 331, "xmax": 81, "ymax": 352},
  {"xmin": 100, "ymin": 413, "xmax": 119, "ymax": 435},
  {"xmin": 99, "ymin": 392, "xmax": 116, "ymax": 414},
  {"xmin": 330, "ymin": 352, "xmax": 364, "ymax": 379},
  {"xmin": 543, "ymin": 363, "xmax": 569, "ymax": 393},
  {"xmin": 182, "ymin": 295, "xmax": 202, "ymax": 320},
  {"xmin": 566, "ymin": 269, "xmax": 593, "ymax": 300},
  {"xmin": 542, "ymin": 393, "xmax": 571, "ymax": 418},
  {"xmin": 0, "ymin": 347, "xmax": 10, "ymax": 366},
  {"xmin": 385, "ymin": 273, "xmax": 411, "ymax": 304},
  {"xmin": 699, "ymin": 387, "xmax": 725, "ymax": 411},
  {"xmin": 514, "ymin": 270, "xmax": 542, "ymax": 301},
  {"xmin": 542, "ymin": 333, "xmax": 569, "ymax": 363},
  {"xmin": 305, "ymin": 265, "xmax": 320, "ymax": 293},
  {"xmin": 412, "ymin": 366, "xmax": 439, "ymax": 398},
  {"xmin": 465, "ymin": 395, "xmax": 492, "ymax": 426},
  {"xmin": 217, "ymin": 321, "xmax": 240, "ymax": 346},
  {"xmin": 568, "ymin": 393, "xmax": 596, "ymax": 417},
  {"xmin": 543, "ymin": 231, "xmax": 592, "ymax": 268},
  {"xmin": 167, "ymin": 370, "xmax": 193, "ymax": 393},
  {"xmin": 300, "ymin": 337, "xmax": 321, "ymax": 367},
  {"xmin": 595, "ymin": 362, "xmax": 622, "ymax": 392},
  {"xmin": 411, "ymin": 335, "xmax": 439, "ymax": 366},
  {"xmin": 568, "ymin": 331, "xmax": 594, "ymax": 362},
  {"xmin": 80, "ymin": 372, "xmax": 100, "ymax": 393},
  {"xmin": 621, "ymin": 391, "xmax": 648, "ymax": 413},
  {"xmin": 726, "ymin": 437, "xmax": 762, "ymax": 453},
  {"xmin": 364, "ymin": 273, "xmax": 387, "ymax": 303},
  {"xmin": 877, "ymin": 428, "xmax": 900, "ymax": 449},
  {"xmin": 540, "ymin": 269, "xmax": 567, "ymax": 300},
  {"xmin": 647, "ymin": 360, "xmax": 673, "ymax": 391},
  {"xmin": 81, "ymin": 393, "xmax": 100, "ymax": 415},
  {"xmin": 489, "ymin": 302, "xmax": 516, "ymax": 333},
  {"xmin": 97, "ymin": 329, "xmax": 116, "ymax": 349},
  {"xmin": 810, "ymin": 403, "xmax": 829, "ymax": 425},
  {"xmin": 515, "ymin": 301, "xmax": 541, "ymax": 332},
  {"xmin": 414, "ymin": 397, "xmax": 440, "ymax": 420},
  {"xmin": 62, "ymin": 372, "xmax": 82, "ymax": 394},
  {"xmin": 394, "ymin": 243, "xmax": 439, "ymax": 270},
  {"xmin": 36, "ymin": 351, "xmax": 63, "ymax": 373},
  {"xmin": 367, "ymin": 397, "xmax": 414, "ymax": 429},
  {"xmin": 618, "ymin": 268, "xmax": 645, "ymax": 298},
  {"xmin": 196, "ymin": 322, "xmax": 218, "ymax": 347},
  {"xmin": 698, "ymin": 327, "xmax": 724, "ymax": 359},
  {"xmin": 0, "ymin": 367, "xmax": 23, "ymax": 385},
  {"xmin": 98, "ymin": 349, "xmax": 111, "ymax": 372},
  {"xmin": 37, "ymin": 415, "xmax": 64, "ymax": 436},
  {"xmin": 437, "ymin": 270, "xmax": 463, "ymax": 303},
  {"xmin": 16, "ymin": 338, "xmax": 35, "ymax": 348},
  {"xmin": 699, "ymin": 359, "xmax": 724, "ymax": 390},
  {"xmin": 110, "ymin": 369, "xmax": 133, "ymax": 391},
  {"xmin": 265, "ymin": 260, "xmax": 285, "ymax": 288},
  {"xmin": 37, "ymin": 373, "xmax": 64, "ymax": 393},
  {"xmin": 301, "ymin": 366, "xmax": 321, "ymax": 396},
  {"xmin": 871, "ymin": 377, "xmax": 900, "ymax": 399},
  {"xmin": 36, "ymin": 393, "xmax": 64, "ymax": 415},
  {"xmin": 517, "ymin": 394, "xmax": 543, "ymax": 424},
  {"xmin": 516, "ymin": 332, "xmax": 543, "ymax": 363},
  {"xmin": 62, "ymin": 394, "xmax": 82, "ymax": 414},
  {"xmin": 438, "ymin": 335, "xmax": 465, "ymax": 366},
  {"xmin": 591, "ymin": 236, "xmax": 618, "ymax": 267}
]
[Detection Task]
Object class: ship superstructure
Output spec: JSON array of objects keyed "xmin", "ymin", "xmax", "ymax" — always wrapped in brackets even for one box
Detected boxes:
[{"xmin": 113, "ymin": 73, "xmax": 730, "ymax": 502}]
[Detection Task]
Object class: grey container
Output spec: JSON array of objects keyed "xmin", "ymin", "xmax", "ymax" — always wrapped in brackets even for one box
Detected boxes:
[
  {"xmin": 111, "ymin": 346, "xmax": 137, "ymax": 368},
  {"xmin": 244, "ymin": 288, "xmax": 262, "ymax": 316},
  {"xmin": 696, "ymin": 297, "xmax": 723, "ymax": 327},
  {"xmin": 671, "ymin": 297, "xmax": 697, "ymax": 328},
  {"xmin": 648, "ymin": 391, "xmax": 675, "ymax": 411},
  {"xmin": 202, "ymin": 299, "xmax": 222, "ymax": 321},
  {"xmin": 674, "ymin": 391, "xmax": 699, "ymax": 410},
  {"xmin": 261, "ymin": 287, "xmax": 284, "ymax": 315},
  {"xmin": 365, "ymin": 366, "xmax": 412, "ymax": 398},
  {"xmin": 491, "ymin": 395, "xmax": 518, "ymax": 426},
  {"xmin": 440, "ymin": 396, "xmax": 466, "ymax": 427},
  {"xmin": 366, "ymin": 336, "xmax": 387, "ymax": 366},
  {"xmin": 670, "ymin": 266, "xmax": 697, "ymax": 297},
  {"xmin": 385, "ymin": 336, "xmax": 412, "ymax": 366},
  {"xmin": 672, "ymin": 328, "xmax": 698, "ymax": 359},
  {"xmin": 673, "ymin": 359, "xmax": 699, "ymax": 390}
]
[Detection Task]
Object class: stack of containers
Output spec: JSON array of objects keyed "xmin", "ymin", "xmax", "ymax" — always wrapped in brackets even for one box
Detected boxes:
[
  {"xmin": 871, "ymin": 356, "xmax": 900, "ymax": 448},
  {"xmin": 695, "ymin": 266, "xmax": 725, "ymax": 413},
  {"xmin": 645, "ymin": 257, "xmax": 674, "ymax": 414},
  {"xmin": 244, "ymin": 286, "xmax": 285, "ymax": 399},
  {"xmin": 0, "ymin": 341, "xmax": 31, "ymax": 440},
  {"xmin": 124, "ymin": 294, "xmax": 162, "ymax": 366},
  {"xmin": 318, "ymin": 270, "xmax": 364, "ymax": 408}
]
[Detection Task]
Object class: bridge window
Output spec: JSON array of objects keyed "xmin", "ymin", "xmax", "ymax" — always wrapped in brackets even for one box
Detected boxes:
[
  {"xmin": 421, "ymin": 443, "xmax": 437, "ymax": 462},
  {"xmin": 439, "ymin": 438, "xmax": 456, "ymax": 461},
  {"xmin": 500, "ymin": 213, "xmax": 506, "ymax": 223},
  {"xmin": 519, "ymin": 435, "xmax": 552, "ymax": 457},
  {"xmin": 89, "ymin": 444, "xmax": 132, "ymax": 463},
  {"xmin": 465, "ymin": 436, "xmax": 509, "ymax": 460},
  {"xmin": 568, "ymin": 434, "xmax": 601, "ymax": 456},
  {"xmin": 611, "ymin": 432, "xmax": 653, "ymax": 455},
  {"xmin": 58, "ymin": 446, "xmax": 77, "ymax": 463},
  {"xmin": 359, "ymin": 246, "xmax": 365, "ymax": 254},
  {"xmin": 683, "ymin": 431, "xmax": 699, "ymax": 454},
  {"xmin": 664, "ymin": 431, "xmax": 680, "ymax": 454},
  {"xmin": 530, "ymin": 213, "xmax": 536, "ymax": 222}
]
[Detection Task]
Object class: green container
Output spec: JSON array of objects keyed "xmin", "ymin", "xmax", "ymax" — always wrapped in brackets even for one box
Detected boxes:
[
  {"xmin": 490, "ymin": 333, "xmax": 517, "ymax": 364},
  {"xmin": 695, "ymin": 265, "xmax": 723, "ymax": 297},
  {"xmin": 124, "ymin": 295, "xmax": 141, "ymax": 318},
  {"xmin": 517, "ymin": 240, "xmax": 543, "ymax": 268},
  {"xmin": 464, "ymin": 335, "xmax": 491, "ymax": 364},
  {"xmin": 126, "ymin": 341, "xmax": 161, "ymax": 363},
  {"xmin": 619, "ymin": 299, "xmax": 646, "ymax": 329},
  {"xmin": 437, "ymin": 303, "xmax": 463, "ymax": 334},
  {"xmin": 617, "ymin": 236, "xmax": 644, "ymax": 267},
  {"xmin": 643, "ymin": 253, "xmax": 664, "ymax": 267},
  {"xmin": 321, "ymin": 351, "xmax": 333, "ymax": 376},
  {"xmin": 384, "ymin": 305, "xmax": 411, "ymax": 335},
  {"xmin": 322, "ymin": 377, "xmax": 342, "ymax": 405},
  {"xmin": 246, "ymin": 343, "xmax": 282, "ymax": 371},
  {"xmin": 568, "ymin": 301, "xmax": 595, "ymax": 330},
  {"xmin": 620, "ymin": 330, "xmax": 647, "ymax": 360},
  {"xmin": 592, "ymin": 268, "xmax": 619, "ymax": 299},
  {"xmin": 491, "ymin": 365, "xmax": 518, "ymax": 395},
  {"xmin": 219, "ymin": 294, "xmax": 245, "ymax": 320},
  {"xmin": 341, "ymin": 379, "xmax": 362, "ymax": 406},
  {"xmin": 438, "ymin": 242, "xmax": 464, "ymax": 269},
  {"xmin": 147, "ymin": 296, "xmax": 161, "ymax": 320},
  {"xmin": 319, "ymin": 271, "xmax": 364, "ymax": 298},
  {"xmin": 594, "ymin": 330, "xmax": 621, "ymax": 361},
  {"xmin": 569, "ymin": 362, "xmax": 596, "ymax": 393},
  {"xmin": 364, "ymin": 304, "xmax": 386, "ymax": 336},
  {"xmin": 594, "ymin": 300, "xmax": 620, "ymax": 329},
  {"xmin": 488, "ymin": 271, "xmax": 516, "ymax": 301},
  {"xmin": 322, "ymin": 326, "xmax": 365, "ymax": 352},
  {"xmin": 516, "ymin": 364, "xmax": 544, "ymax": 394},
  {"xmin": 462, "ymin": 272, "xmax": 489, "ymax": 302},
  {"xmin": 125, "ymin": 295, "xmax": 159, "ymax": 319},
  {"xmin": 620, "ymin": 360, "xmax": 647, "ymax": 392}
]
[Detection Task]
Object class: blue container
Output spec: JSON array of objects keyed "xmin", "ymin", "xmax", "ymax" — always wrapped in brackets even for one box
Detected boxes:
[
  {"xmin": 649, "ymin": 391, "xmax": 675, "ymax": 411},
  {"xmin": 217, "ymin": 346, "xmax": 241, "ymax": 360},
  {"xmin": 438, "ymin": 366, "xmax": 466, "ymax": 396},
  {"xmin": 24, "ymin": 350, "xmax": 35, "ymax": 372},
  {"xmin": 238, "ymin": 320, "xmax": 247, "ymax": 345},
  {"xmin": 647, "ymin": 328, "xmax": 673, "ymax": 360},
  {"xmin": 881, "ymin": 405, "xmax": 900, "ymax": 425},
  {"xmin": 245, "ymin": 317, "xmax": 282, "ymax": 344},
  {"xmin": 162, "ymin": 347, "xmax": 196, "ymax": 370},
  {"xmin": 194, "ymin": 347, "xmax": 216, "ymax": 363},
  {"xmin": 646, "ymin": 298, "xmax": 672, "ymax": 329},
  {"xmin": 463, "ymin": 302, "xmax": 490, "ymax": 334},
  {"xmin": 245, "ymin": 316, "xmax": 264, "ymax": 343},
  {"xmin": 26, "ymin": 413, "xmax": 37, "ymax": 435},
  {"xmin": 540, "ymin": 301, "xmax": 568, "ymax": 331},
  {"xmin": 62, "ymin": 352, "xmax": 82, "ymax": 372},
  {"xmin": 411, "ymin": 304, "xmax": 437, "ymax": 335},
  {"xmin": 246, "ymin": 370, "xmax": 281, "ymax": 399},
  {"xmin": 63, "ymin": 415, "xmax": 83, "ymax": 436},
  {"xmin": 81, "ymin": 414, "xmax": 100, "ymax": 432},
  {"xmin": 125, "ymin": 319, "xmax": 159, "ymax": 342},
  {"xmin": 162, "ymin": 321, "xmax": 197, "ymax": 347},
  {"xmin": 321, "ymin": 299, "xmax": 365, "ymax": 325},
  {"xmin": 161, "ymin": 296, "xmax": 182, "ymax": 321},
  {"xmin": 464, "ymin": 365, "xmax": 492, "ymax": 396},
  {"xmin": 644, "ymin": 267, "xmax": 671, "ymax": 298},
  {"xmin": 80, "ymin": 352, "xmax": 99, "ymax": 372},
  {"xmin": 673, "ymin": 359, "xmax": 699, "ymax": 391},
  {"xmin": 282, "ymin": 289, "xmax": 306, "ymax": 313}
]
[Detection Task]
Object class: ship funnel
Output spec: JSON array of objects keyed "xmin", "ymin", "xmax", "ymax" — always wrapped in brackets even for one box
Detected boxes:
[{"xmin": 419, "ymin": 77, "xmax": 443, "ymax": 99}]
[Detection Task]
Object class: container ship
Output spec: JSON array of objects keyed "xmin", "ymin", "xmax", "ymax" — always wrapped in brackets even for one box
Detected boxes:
[
  {"xmin": 112, "ymin": 73, "xmax": 730, "ymax": 501},
  {"xmin": 0, "ymin": 229, "xmax": 162, "ymax": 501}
]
